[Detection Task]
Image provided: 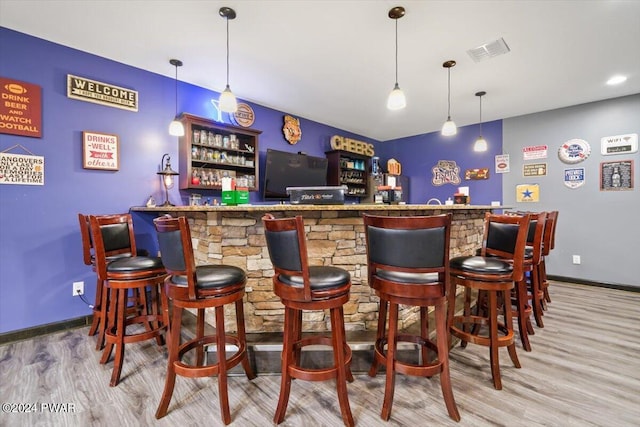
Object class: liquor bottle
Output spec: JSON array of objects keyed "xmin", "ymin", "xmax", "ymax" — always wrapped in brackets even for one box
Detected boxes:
[{"xmin": 612, "ymin": 167, "xmax": 621, "ymax": 187}]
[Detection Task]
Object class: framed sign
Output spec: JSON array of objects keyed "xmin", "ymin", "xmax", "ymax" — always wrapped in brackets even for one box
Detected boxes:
[
  {"xmin": 83, "ymin": 131, "xmax": 119, "ymax": 170},
  {"xmin": 600, "ymin": 160, "xmax": 633, "ymax": 191},
  {"xmin": 523, "ymin": 163, "xmax": 547, "ymax": 177},
  {"xmin": 0, "ymin": 77, "xmax": 42, "ymax": 138},
  {"xmin": 600, "ymin": 133, "xmax": 638, "ymax": 155}
]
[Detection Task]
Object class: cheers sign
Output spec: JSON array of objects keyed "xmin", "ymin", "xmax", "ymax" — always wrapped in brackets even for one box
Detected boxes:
[{"xmin": 330, "ymin": 135, "xmax": 375, "ymax": 157}]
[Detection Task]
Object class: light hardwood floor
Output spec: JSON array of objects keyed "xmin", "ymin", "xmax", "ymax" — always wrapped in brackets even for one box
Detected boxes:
[{"xmin": 1, "ymin": 281, "xmax": 639, "ymax": 426}]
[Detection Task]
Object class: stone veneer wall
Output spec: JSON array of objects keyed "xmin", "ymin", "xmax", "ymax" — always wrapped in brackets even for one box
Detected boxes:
[{"xmin": 174, "ymin": 208, "xmax": 486, "ymax": 334}]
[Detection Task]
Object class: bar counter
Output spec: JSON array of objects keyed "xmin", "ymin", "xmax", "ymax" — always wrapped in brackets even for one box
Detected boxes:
[{"xmin": 131, "ymin": 204, "xmax": 505, "ymax": 334}]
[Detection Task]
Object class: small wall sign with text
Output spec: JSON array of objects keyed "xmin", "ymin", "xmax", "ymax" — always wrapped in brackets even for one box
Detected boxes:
[
  {"xmin": 516, "ymin": 183, "xmax": 539, "ymax": 202},
  {"xmin": 432, "ymin": 160, "xmax": 461, "ymax": 186},
  {"xmin": 558, "ymin": 138, "xmax": 591, "ymax": 164},
  {"xmin": 67, "ymin": 74, "xmax": 138, "ymax": 112},
  {"xmin": 83, "ymin": 131, "xmax": 119, "ymax": 171},
  {"xmin": 230, "ymin": 102, "xmax": 255, "ymax": 128},
  {"xmin": 600, "ymin": 133, "xmax": 638, "ymax": 156},
  {"xmin": 495, "ymin": 154, "xmax": 510, "ymax": 174},
  {"xmin": 464, "ymin": 168, "xmax": 489, "ymax": 180},
  {"xmin": 0, "ymin": 77, "xmax": 42, "ymax": 138},
  {"xmin": 0, "ymin": 151, "xmax": 44, "ymax": 186},
  {"xmin": 522, "ymin": 144, "xmax": 548, "ymax": 160},
  {"xmin": 600, "ymin": 160, "xmax": 633, "ymax": 191},
  {"xmin": 523, "ymin": 163, "xmax": 547, "ymax": 177},
  {"xmin": 563, "ymin": 168, "xmax": 585, "ymax": 189}
]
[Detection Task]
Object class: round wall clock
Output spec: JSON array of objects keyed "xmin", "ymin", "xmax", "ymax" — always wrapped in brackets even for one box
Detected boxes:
[{"xmin": 558, "ymin": 138, "xmax": 591, "ymax": 164}]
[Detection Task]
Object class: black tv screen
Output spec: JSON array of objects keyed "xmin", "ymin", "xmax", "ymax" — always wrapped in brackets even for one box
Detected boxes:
[{"xmin": 263, "ymin": 149, "xmax": 328, "ymax": 200}]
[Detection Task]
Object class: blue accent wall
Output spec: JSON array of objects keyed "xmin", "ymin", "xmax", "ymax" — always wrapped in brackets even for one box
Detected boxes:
[{"xmin": 0, "ymin": 27, "xmax": 502, "ymax": 333}]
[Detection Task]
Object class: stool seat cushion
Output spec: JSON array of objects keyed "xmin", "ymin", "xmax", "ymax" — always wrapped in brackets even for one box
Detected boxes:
[
  {"xmin": 107, "ymin": 255, "xmax": 163, "ymax": 273},
  {"xmin": 374, "ymin": 269, "xmax": 439, "ymax": 284},
  {"xmin": 278, "ymin": 266, "xmax": 350, "ymax": 290},
  {"xmin": 450, "ymin": 255, "xmax": 513, "ymax": 275},
  {"xmin": 170, "ymin": 265, "xmax": 246, "ymax": 290}
]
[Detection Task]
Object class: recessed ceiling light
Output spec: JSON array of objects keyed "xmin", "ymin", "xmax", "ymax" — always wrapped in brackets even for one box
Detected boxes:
[{"xmin": 606, "ymin": 75, "xmax": 627, "ymax": 85}]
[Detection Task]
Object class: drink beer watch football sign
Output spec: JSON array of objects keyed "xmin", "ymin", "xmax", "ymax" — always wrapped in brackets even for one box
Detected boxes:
[{"xmin": 0, "ymin": 77, "xmax": 42, "ymax": 138}]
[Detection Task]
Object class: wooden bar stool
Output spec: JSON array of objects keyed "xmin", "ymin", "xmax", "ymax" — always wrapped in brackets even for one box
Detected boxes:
[
  {"xmin": 448, "ymin": 212, "xmax": 530, "ymax": 390},
  {"xmin": 89, "ymin": 213, "xmax": 168, "ymax": 387},
  {"xmin": 262, "ymin": 214, "xmax": 354, "ymax": 427},
  {"xmin": 153, "ymin": 215, "xmax": 255, "ymax": 424},
  {"xmin": 539, "ymin": 211, "xmax": 559, "ymax": 308},
  {"xmin": 363, "ymin": 213, "xmax": 460, "ymax": 422}
]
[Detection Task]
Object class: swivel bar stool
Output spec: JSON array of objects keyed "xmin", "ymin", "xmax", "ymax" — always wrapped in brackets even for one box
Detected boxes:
[
  {"xmin": 153, "ymin": 215, "xmax": 255, "ymax": 424},
  {"xmin": 88, "ymin": 213, "xmax": 167, "ymax": 387},
  {"xmin": 363, "ymin": 213, "xmax": 460, "ymax": 422},
  {"xmin": 448, "ymin": 212, "xmax": 530, "ymax": 389},
  {"xmin": 262, "ymin": 214, "xmax": 354, "ymax": 427}
]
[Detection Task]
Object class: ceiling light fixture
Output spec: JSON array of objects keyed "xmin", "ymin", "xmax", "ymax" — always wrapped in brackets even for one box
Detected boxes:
[
  {"xmin": 474, "ymin": 91, "xmax": 488, "ymax": 152},
  {"xmin": 606, "ymin": 75, "xmax": 627, "ymax": 85},
  {"xmin": 441, "ymin": 60, "xmax": 457, "ymax": 136},
  {"xmin": 219, "ymin": 6, "xmax": 238, "ymax": 113},
  {"xmin": 168, "ymin": 59, "xmax": 185, "ymax": 137},
  {"xmin": 387, "ymin": 6, "xmax": 406, "ymax": 111}
]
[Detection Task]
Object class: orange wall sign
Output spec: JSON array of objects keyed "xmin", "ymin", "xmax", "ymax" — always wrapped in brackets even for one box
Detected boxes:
[{"xmin": 0, "ymin": 77, "xmax": 42, "ymax": 138}]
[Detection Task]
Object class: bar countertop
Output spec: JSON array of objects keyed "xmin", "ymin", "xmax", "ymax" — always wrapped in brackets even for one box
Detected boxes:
[{"xmin": 131, "ymin": 203, "xmax": 507, "ymax": 212}]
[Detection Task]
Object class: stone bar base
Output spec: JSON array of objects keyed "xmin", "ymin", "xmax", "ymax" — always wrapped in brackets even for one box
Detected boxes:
[{"xmin": 132, "ymin": 204, "xmax": 500, "ymax": 334}]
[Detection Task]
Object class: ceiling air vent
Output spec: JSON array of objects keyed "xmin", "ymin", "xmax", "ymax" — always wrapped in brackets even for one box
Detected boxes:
[{"xmin": 467, "ymin": 38, "xmax": 510, "ymax": 63}]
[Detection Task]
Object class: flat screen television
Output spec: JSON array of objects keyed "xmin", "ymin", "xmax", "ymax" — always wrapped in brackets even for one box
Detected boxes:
[{"xmin": 263, "ymin": 149, "xmax": 328, "ymax": 200}]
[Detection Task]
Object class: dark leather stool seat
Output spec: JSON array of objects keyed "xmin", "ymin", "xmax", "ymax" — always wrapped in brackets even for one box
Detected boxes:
[
  {"xmin": 153, "ymin": 215, "xmax": 255, "ymax": 424},
  {"xmin": 89, "ymin": 213, "xmax": 168, "ymax": 387},
  {"xmin": 363, "ymin": 213, "xmax": 460, "ymax": 422},
  {"xmin": 262, "ymin": 214, "xmax": 354, "ymax": 427},
  {"xmin": 448, "ymin": 213, "xmax": 530, "ymax": 390}
]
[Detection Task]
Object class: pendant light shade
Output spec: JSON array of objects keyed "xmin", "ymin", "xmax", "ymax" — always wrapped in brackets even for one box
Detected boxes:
[
  {"xmin": 387, "ymin": 6, "xmax": 406, "ymax": 111},
  {"xmin": 168, "ymin": 59, "xmax": 184, "ymax": 137},
  {"xmin": 474, "ymin": 91, "xmax": 488, "ymax": 152},
  {"xmin": 441, "ymin": 60, "xmax": 457, "ymax": 136},
  {"xmin": 219, "ymin": 7, "xmax": 238, "ymax": 113}
]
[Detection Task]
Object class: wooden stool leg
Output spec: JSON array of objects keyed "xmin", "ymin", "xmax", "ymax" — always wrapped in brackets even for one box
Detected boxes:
[
  {"xmin": 88, "ymin": 276, "xmax": 102, "ymax": 336},
  {"xmin": 420, "ymin": 306, "xmax": 429, "ymax": 365},
  {"xmin": 516, "ymin": 280, "xmax": 532, "ymax": 352},
  {"xmin": 338, "ymin": 306, "xmax": 354, "ymax": 383},
  {"xmin": 196, "ymin": 308, "xmax": 205, "ymax": 366},
  {"xmin": 235, "ymin": 300, "xmax": 256, "ymax": 380},
  {"xmin": 110, "ymin": 288, "xmax": 127, "ymax": 387},
  {"xmin": 435, "ymin": 302, "xmax": 460, "ymax": 421},
  {"xmin": 531, "ymin": 267, "xmax": 545, "ymax": 327},
  {"xmin": 274, "ymin": 306, "xmax": 294, "ymax": 424},
  {"xmin": 156, "ymin": 306, "xmax": 183, "ymax": 419},
  {"xmin": 381, "ymin": 302, "xmax": 399, "ymax": 421},
  {"xmin": 331, "ymin": 306, "xmax": 354, "ymax": 427},
  {"xmin": 215, "ymin": 306, "xmax": 231, "ymax": 425},
  {"xmin": 96, "ymin": 282, "xmax": 109, "ymax": 350},
  {"xmin": 369, "ymin": 298, "xmax": 388, "ymax": 376},
  {"xmin": 100, "ymin": 285, "xmax": 117, "ymax": 364},
  {"xmin": 488, "ymin": 290, "xmax": 502, "ymax": 390},
  {"xmin": 503, "ymin": 291, "xmax": 521, "ymax": 370}
]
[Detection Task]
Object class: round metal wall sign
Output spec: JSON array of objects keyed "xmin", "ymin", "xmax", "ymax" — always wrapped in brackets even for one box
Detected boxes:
[{"xmin": 558, "ymin": 138, "xmax": 591, "ymax": 164}]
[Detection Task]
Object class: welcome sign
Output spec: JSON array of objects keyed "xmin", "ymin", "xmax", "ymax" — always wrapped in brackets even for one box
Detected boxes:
[{"xmin": 67, "ymin": 75, "xmax": 138, "ymax": 112}]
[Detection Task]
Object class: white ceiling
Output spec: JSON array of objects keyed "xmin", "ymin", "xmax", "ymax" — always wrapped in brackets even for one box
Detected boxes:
[{"xmin": 1, "ymin": 0, "xmax": 639, "ymax": 141}]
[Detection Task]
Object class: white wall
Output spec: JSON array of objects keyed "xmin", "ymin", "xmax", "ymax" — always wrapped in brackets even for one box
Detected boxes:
[{"xmin": 502, "ymin": 94, "xmax": 640, "ymax": 288}]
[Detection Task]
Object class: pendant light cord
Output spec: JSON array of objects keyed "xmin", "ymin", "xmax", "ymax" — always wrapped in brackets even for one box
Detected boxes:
[
  {"xmin": 479, "ymin": 94, "xmax": 483, "ymax": 135},
  {"xmin": 174, "ymin": 64, "xmax": 178, "ymax": 116},
  {"xmin": 447, "ymin": 68, "xmax": 451, "ymax": 117},
  {"xmin": 225, "ymin": 16, "xmax": 230, "ymax": 86},
  {"xmin": 394, "ymin": 18, "xmax": 399, "ymax": 85}
]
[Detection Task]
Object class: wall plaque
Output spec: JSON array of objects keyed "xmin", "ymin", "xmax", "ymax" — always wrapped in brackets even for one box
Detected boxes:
[
  {"xmin": 67, "ymin": 74, "xmax": 138, "ymax": 112},
  {"xmin": 600, "ymin": 160, "xmax": 633, "ymax": 191},
  {"xmin": 82, "ymin": 131, "xmax": 119, "ymax": 170},
  {"xmin": 0, "ymin": 77, "xmax": 42, "ymax": 138}
]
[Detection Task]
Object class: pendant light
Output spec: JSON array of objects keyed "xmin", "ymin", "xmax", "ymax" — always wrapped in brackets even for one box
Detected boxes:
[
  {"xmin": 474, "ymin": 91, "xmax": 488, "ymax": 152},
  {"xmin": 168, "ymin": 59, "xmax": 184, "ymax": 136},
  {"xmin": 387, "ymin": 6, "xmax": 406, "ymax": 110},
  {"xmin": 219, "ymin": 6, "xmax": 238, "ymax": 113},
  {"xmin": 441, "ymin": 60, "xmax": 457, "ymax": 136}
]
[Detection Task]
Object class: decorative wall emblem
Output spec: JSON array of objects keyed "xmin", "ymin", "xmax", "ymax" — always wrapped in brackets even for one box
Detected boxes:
[
  {"xmin": 231, "ymin": 102, "xmax": 255, "ymax": 128},
  {"xmin": 283, "ymin": 114, "xmax": 302, "ymax": 145},
  {"xmin": 558, "ymin": 138, "xmax": 590, "ymax": 164},
  {"xmin": 431, "ymin": 160, "xmax": 461, "ymax": 186},
  {"xmin": 516, "ymin": 183, "xmax": 540, "ymax": 202},
  {"xmin": 564, "ymin": 168, "xmax": 585, "ymax": 189}
]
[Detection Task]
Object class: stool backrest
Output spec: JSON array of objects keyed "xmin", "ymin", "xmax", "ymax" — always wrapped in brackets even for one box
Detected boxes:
[
  {"xmin": 78, "ymin": 213, "xmax": 94, "ymax": 266},
  {"xmin": 544, "ymin": 210, "xmax": 559, "ymax": 254},
  {"xmin": 262, "ymin": 214, "xmax": 311, "ymax": 301},
  {"xmin": 481, "ymin": 213, "xmax": 530, "ymax": 282},
  {"xmin": 153, "ymin": 215, "xmax": 197, "ymax": 300},
  {"xmin": 88, "ymin": 213, "xmax": 138, "ymax": 278},
  {"xmin": 507, "ymin": 210, "xmax": 547, "ymax": 265}
]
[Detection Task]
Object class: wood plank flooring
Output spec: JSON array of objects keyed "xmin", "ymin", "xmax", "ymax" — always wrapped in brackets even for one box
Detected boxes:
[{"xmin": 1, "ymin": 281, "xmax": 639, "ymax": 426}]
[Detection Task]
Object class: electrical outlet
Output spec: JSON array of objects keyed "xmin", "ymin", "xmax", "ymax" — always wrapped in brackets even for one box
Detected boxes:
[
  {"xmin": 572, "ymin": 255, "xmax": 581, "ymax": 265},
  {"xmin": 73, "ymin": 281, "xmax": 84, "ymax": 296}
]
